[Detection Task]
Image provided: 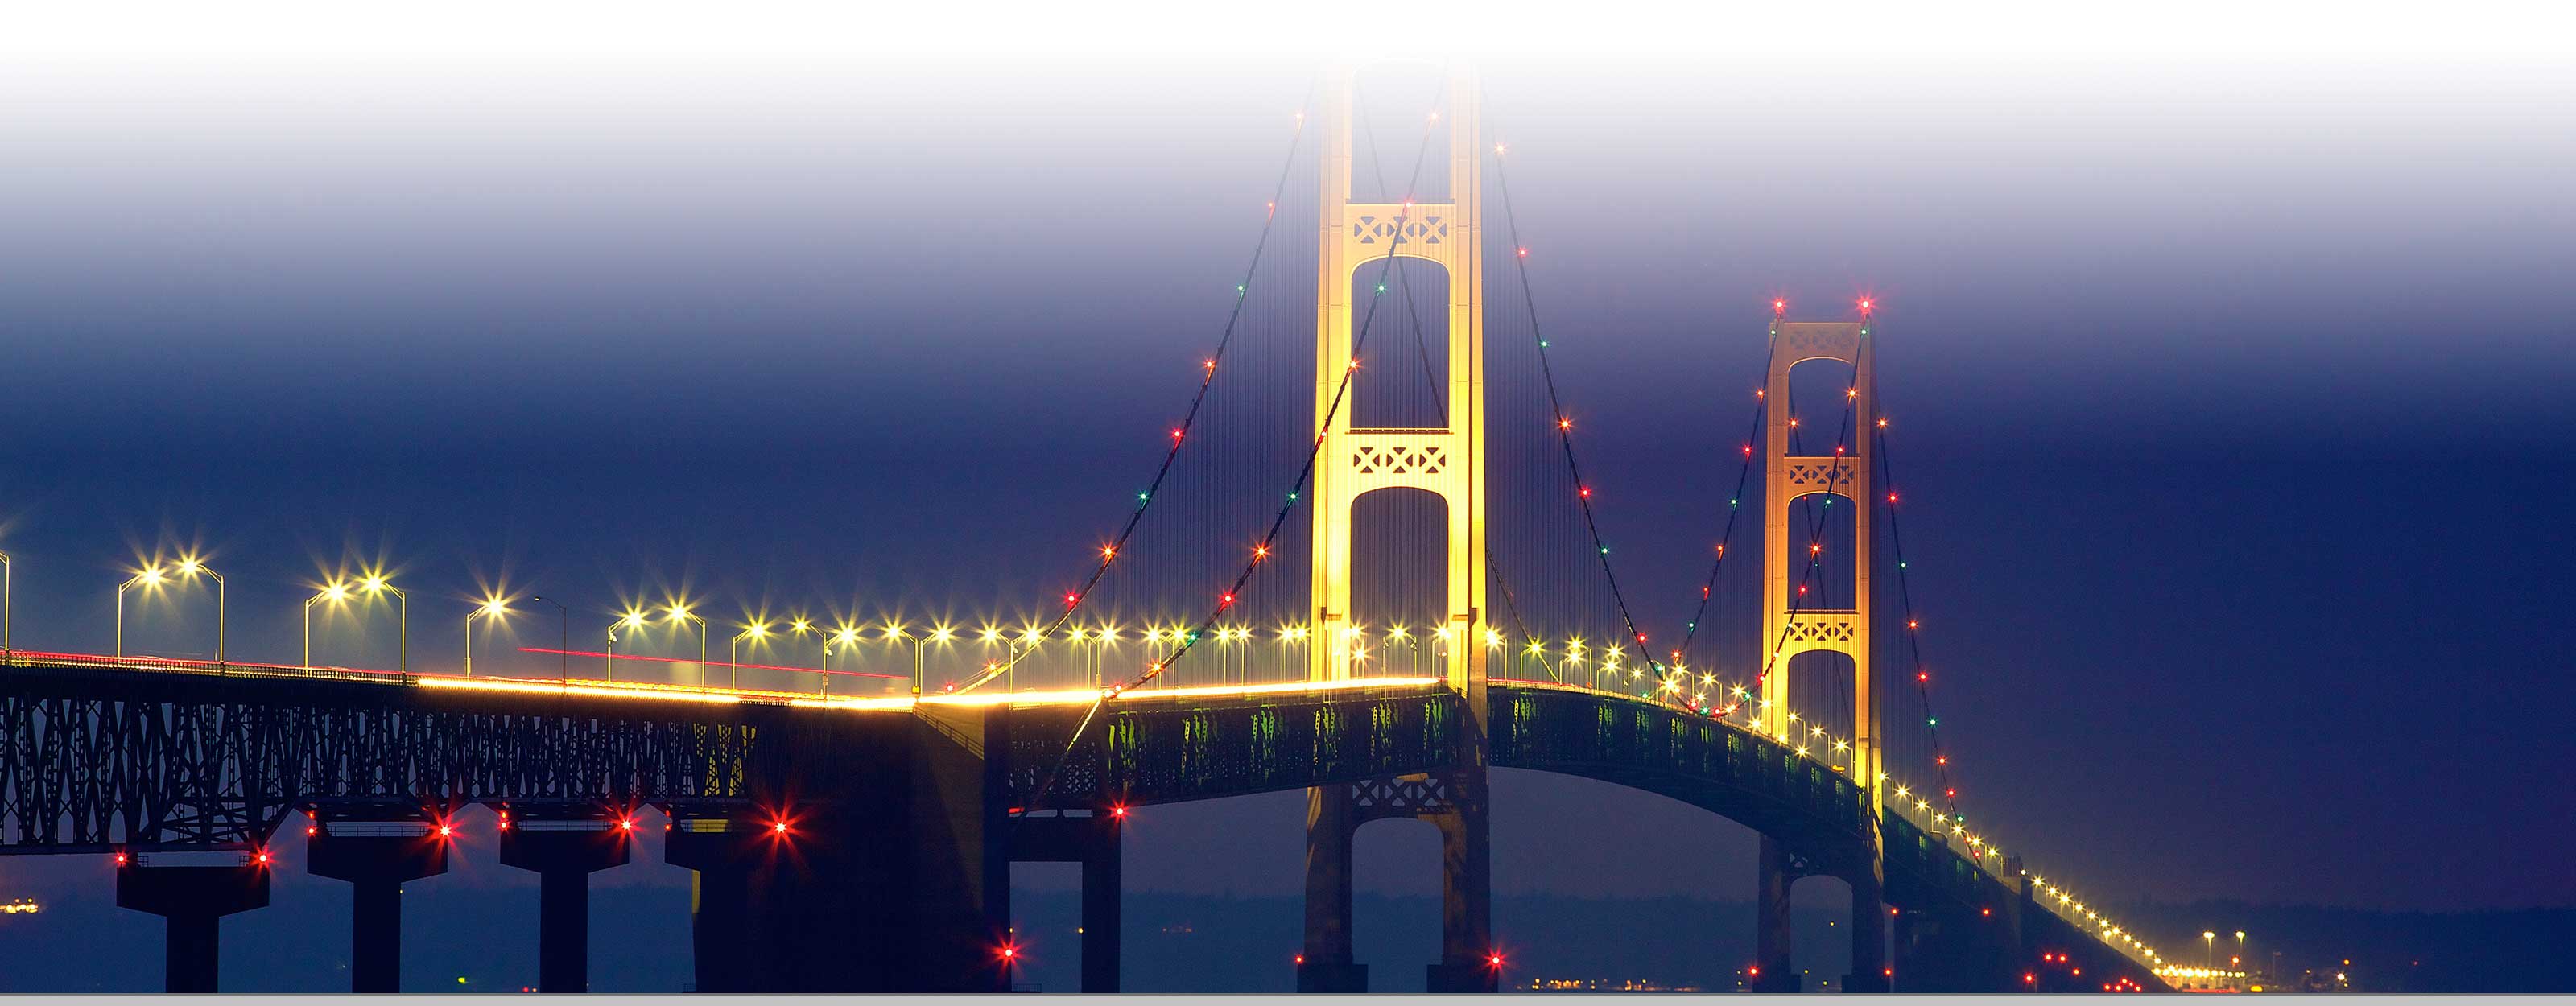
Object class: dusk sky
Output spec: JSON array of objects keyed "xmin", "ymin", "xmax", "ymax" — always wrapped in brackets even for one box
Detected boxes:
[{"xmin": 2, "ymin": 3, "xmax": 2572, "ymax": 991}]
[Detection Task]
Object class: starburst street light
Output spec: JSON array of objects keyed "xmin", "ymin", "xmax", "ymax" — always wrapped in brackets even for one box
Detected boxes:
[
  {"xmin": 465, "ymin": 597, "xmax": 509, "ymax": 676},
  {"xmin": 606, "ymin": 608, "xmax": 650, "ymax": 682},
  {"xmin": 666, "ymin": 604, "xmax": 708, "ymax": 686},
  {"xmin": 886, "ymin": 622, "xmax": 947, "ymax": 699},
  {"xmin": 118, "ymin": 558, "xmax": 225, "ymax": 662},
  {"xmin": 729, "ymin": 621, "xmax": 770, "ymax": 691},
  {"xmin": 304, "ymin": 574, "xmax": 406, "ymax": 674}
]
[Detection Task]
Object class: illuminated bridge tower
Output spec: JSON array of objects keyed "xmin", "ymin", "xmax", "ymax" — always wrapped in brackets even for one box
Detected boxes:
[
  {"xmin": 1299, "ymin": 62, "xmax": 1494, "ymax": 994},
  {"xmin": 1754, "ymin": 315, "xmax": 1889, "ymax": 992}
]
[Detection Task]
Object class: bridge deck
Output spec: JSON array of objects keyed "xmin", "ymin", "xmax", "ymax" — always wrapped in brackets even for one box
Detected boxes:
[{"xmin": 0, "ymin": 653, "xmax": 2163, "ymax": 980}]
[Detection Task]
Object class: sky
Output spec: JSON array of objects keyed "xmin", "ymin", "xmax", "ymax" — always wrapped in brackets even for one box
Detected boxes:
[{"xmin": 2, "ymin": 0, "xmax": 2574, "ymax": 989}]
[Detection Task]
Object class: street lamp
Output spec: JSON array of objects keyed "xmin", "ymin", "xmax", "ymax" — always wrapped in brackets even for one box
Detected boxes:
[
  {"xmin": 303, "ymin": 575, "xmax": 405, "ymax": 673},
  {"xmin": 827, "ymin": 625, "xmax": 860, "ymax": 697},
  {"xmin": 303, "ymin": 580, "xmax": 351, "ymax": 666},
  {"xmin": 888, "ymin": 624, "xmax": 926, "ymax": 698},
  {"xmin": 0, "ymin": 549, "xmax": 12, "ymax": 654},
  {"xmin": 2203, "ymin": 931, "xmax": 2216, "ymax": 968},
  {"xmin": 466, "ymin": 597, "xmax": 510, "ymax": 676},
  {"xmin": 175, "ymin": 558, "xmax": 226, "ymax": 663},
  {"xmin": 607, "ymin": 609, "xmax": 648, "ymax": 682},
  {"xmin": 888, "ymin": 623, "xmax": 956, "ymax": 696},
  {"xmin": 361, "ymin": 576, "xmax": 408, "ymax": 675},
  {"xmin": 114, "ymin": 565, "xmax": 165, "ymax": 658},
  {"xmin": 729, "ymin": 621, "xmax": 769, "ymax": 691},
  {"xmin": 118, "ymin": 559, "xmax": 225, "ymax": 662},
  {"xmin": 667, "ymin": 604, "xmax": 708, "ymax": 686}
]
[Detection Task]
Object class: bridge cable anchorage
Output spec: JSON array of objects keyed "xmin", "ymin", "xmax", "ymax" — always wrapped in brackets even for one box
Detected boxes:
[
  {"xmin": 1014, "ymin": 98, "xmax": 1447, "ymax": 814},
  {"xmin": 1488, "ymin": 141, "xmax": 1673, "ymax": 705},
  {"xmin": 951, "ymin": 78, "xmax": 1319, "ymax": 697}
]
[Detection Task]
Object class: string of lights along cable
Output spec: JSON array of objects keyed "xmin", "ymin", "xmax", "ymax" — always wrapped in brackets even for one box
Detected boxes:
[
  {"xmin": 1117, "ymin": 100, "xmax": 1447, "ymax": 697},
  {"xmin": 1485, "ymin": 141, "xmax": 1675, "ymax": 703},
  {"xmin": 949, "ymin": 90, "xmax": 1316, "ymax": 695}
]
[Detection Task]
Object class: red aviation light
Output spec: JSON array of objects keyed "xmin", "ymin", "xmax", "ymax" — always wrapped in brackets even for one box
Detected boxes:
[{"xmin": 1773, "ymin": 298, "xmax": 1786, "ymax": 315}]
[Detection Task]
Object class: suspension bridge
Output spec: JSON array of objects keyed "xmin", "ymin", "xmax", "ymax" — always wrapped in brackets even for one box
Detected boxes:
[{"xmin": 0, "ymin": 64, "xmax": 2191, "ymax": 993}]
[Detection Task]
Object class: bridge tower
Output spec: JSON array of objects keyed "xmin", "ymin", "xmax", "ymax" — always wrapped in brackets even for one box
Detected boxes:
[
  {"xmin": 1754, "ymin": 315, "xmax": 1888, "ymax": 992},
  {"xmin": 1300, "ymin": 61, "xmax": 1494, "ymax": 994}
]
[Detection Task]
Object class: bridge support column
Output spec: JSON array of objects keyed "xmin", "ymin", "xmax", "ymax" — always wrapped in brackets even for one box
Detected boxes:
[
  {"xmin": 664, "ymin": 825, "xmax": 762, "ymax": 994},
  {"xmin": 1298, "ymin": 788, "xmax": 1367, "ymax": 992},
  {"xmin": 499, "ymin": 823, "xmax": 633, "ymax": 992},
  {"xmin": 1422, "ymin": 790, "xmax": 1494, "ymax": 993},
  {"xmin": 1753, "ymin": 837, "xmax": 1800, "ymax": 992},
  {"xmin": 1009, "ymin": 812, "xmax": 1122, "ymax": 992},
  {"xmin": 1302, "ymin": 771, "xmax": 1493, "ymax": 994},
  {"xmin": 1843, "ymin": 871, "xmax": 1890, "ymax": 992},
  {"xmin": 114, "ymin": 855, "xmax": 270, "ymax": 993},
  {"xmin": 307, "ymin": 827, "xmax": 449, "ymax": 992}
]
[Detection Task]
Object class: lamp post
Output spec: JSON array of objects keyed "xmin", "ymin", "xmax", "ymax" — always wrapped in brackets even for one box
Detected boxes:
[
  {"xmin": 114, "ymin": 565, "xmax": 166, "ymax": 658},
  {"xmin": 530, "ymin": 596, "xmax": 569, "ymax": 680},
  {"xmin": 0, "ymin": 550, "xmax": 12, "ymax": 653},
  {"xmin": 361, "ymin": 576, "xmax": 407, "ymax": 675},
  {"xmin": 729, "ymin": 622, "xmax": 769, "ymax": 691},
  {"xmin": 827, "ymin": 626, "xmax": 859, "ymax": 697},
  {"xmin": 886, "ymin": 623, "xmax": 952, "ymax": 697},
  {"xmin": 303, "ymin": 581, "xmax": 351, "ymax": 667},
  {"xmin": 172, "ymin": 559, "xmax": 225, "ymax": 664},
  {"xmin": 2203, "ymin": 931, "xmax": 2216, "ymax": 968},
  {"xmin": 465, "ymin": 598, "xmax": 509, "ymax": 676},
  {"xmin": 667, "ymin": 605, "xmax": 707, "ymax": 686},
  {"xmin": 889, "ymin": 625, "xmax": 924, "ymax": 698},
  {"xmin": 607, "ymin": 610, "xmax": 647, "ymax": 682}
]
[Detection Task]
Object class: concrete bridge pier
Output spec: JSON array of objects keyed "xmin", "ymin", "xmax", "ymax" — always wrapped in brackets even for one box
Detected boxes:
[
  {"xmin": 683, "ymin": 707, "xmax": 1005, "ymax": 993},
  {"xmin": 1843, "ymin": 868, "xmax": 1891, "ymax": 992},
  {"xmin": 1008, "ymin": 811, "xmax": 1123, "ymax": 992},
  {"xmin": 1300, "ymin": 771, "xmax": 1493, "ymax": 994},
  {"xmin": 661, "ymin": 822, "xmax": 763, "ymax": 994},
  {"xmin": 1296, "ymin": 787, "xmax": 1368, "ymax": 993},
  {"xmin": 498, "ymin": 821, "xmax": 633, "ymax": 992},
  {"xmin": 1752, "ymin": 836, "xmax": 1801, "ymax": 992},
  {"xmin": 1422, "ymin": 798, "xmax": 1495, "ymax": 993},
  {"xmin": 306, "ymin": 825, "xmax": 449, "ymax": 992},
  {"xmin": 114, "ymin": 854, "xmax": 270, "ymax": 992}
]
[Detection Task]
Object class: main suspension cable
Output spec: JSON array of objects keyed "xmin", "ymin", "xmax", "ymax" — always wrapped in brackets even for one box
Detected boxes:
[{"xmin": 955, "ymin": 85, "xmax": 1315, "ymax": 695}]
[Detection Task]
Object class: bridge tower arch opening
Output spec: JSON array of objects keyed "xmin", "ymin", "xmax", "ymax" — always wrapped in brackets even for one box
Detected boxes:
[
  {"xmin": 1301, "ymin": 60, "xmax": 1493, "ymax": 995},
  {"xmin": 1348, "ymin": 486, "xmax": 1451, "ymax": 679}
]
